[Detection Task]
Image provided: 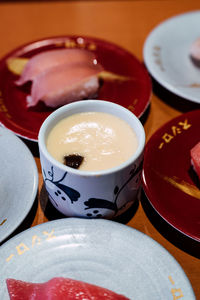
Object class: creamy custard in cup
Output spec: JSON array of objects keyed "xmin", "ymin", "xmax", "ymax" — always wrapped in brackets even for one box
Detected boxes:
[
  {"xmin": 38, "ymin": 100, "xmax": 145, "ymax": 219},
  {"xmin": 46, "ymin": 111, "xmax": 138, "ymax": 171}
]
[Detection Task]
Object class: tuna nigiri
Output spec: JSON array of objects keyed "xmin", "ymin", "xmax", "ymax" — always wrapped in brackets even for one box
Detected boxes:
[
  {"xmin": 15, "ymin": 48, "xmax": 97, "ymax": 86},
  {"xmin": 26, "ymin": 61, "xmax": 103, "ymax": 108},
  {"xmin": 6, "ymin": 277, "xmax": 130, "ymax": 300},
  {"xmin": 15, "ymin": 48, "xmax": 103, "ymax": 108},
  {"xmin": 190, "ymin": 141, "xmax": 200, "ymax": 180}
]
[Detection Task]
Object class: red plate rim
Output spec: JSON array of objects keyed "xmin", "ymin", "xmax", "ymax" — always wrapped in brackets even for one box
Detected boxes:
[
  {"xmin": 142, "ymin": 109, "xmax": 200, "ymax": 242},
  {"xmin": 0, "ymin": 35, "xmax": 151, "ymax": 141}
]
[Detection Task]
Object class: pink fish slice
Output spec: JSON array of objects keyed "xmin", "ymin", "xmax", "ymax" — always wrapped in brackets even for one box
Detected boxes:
[
  {"xmin": 15, "ymin": 48, "xmax": 97, "ymax": 85},
  {"xmin": 191, "ymin": 141, "xmax": 200, "ymax": 180},
  {"xmin": 6, "ymin": 277, "xmax": 130, "ymax": 300},
  {"xmin": 26, "ymin": 61, "xmax": 103, "ymax": 108}
]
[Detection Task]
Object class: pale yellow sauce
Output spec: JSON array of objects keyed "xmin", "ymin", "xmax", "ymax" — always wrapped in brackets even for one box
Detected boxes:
[{"xmin": 46, "ymin": 112, "xmax": 138, "ymax": 171}]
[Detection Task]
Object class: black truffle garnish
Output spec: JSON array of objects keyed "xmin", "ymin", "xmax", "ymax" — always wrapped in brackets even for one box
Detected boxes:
[{"xmin": 63, "ymin": 154, "xmax": 84, "ymax": 169}]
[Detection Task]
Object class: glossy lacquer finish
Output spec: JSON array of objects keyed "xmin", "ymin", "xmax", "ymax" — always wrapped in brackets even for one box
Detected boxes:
[
  {"xmin": 142, "ymin": 110, "xmax": 200, "ymax": 241},
  {"xmin": 0, "ymin": 36, "xmax": 151, "ymax": 141}
]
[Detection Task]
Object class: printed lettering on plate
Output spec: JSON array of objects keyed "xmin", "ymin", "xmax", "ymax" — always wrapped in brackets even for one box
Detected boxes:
[
  {"xmin": 152, "ymin": 46, "xmax": 165, "ymax": 71},
  {"xmin": 5, "ymin": 229, "xmax": 56, "ymax": 263},
  {"xmin": 158, "ymin": 119, "xmax": 192, "ymax": 149},
  {"xmin": 0, "ymin": 219, "xmax": 7, "ymax": 226},
  {"xmin": 168, "ymin": 275, "xmax": 184, "ymax": 299},
  {"xmin": 128, "ymin": 99, "xmax": 138, "ymax": 112}
]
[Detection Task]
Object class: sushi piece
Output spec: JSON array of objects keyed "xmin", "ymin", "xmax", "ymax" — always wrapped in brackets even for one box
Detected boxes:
[
  {"xmin": 190, "ymin": 37, "xmax": 200, "ymax": 68},
  {"xmin": 6, "ymin": 277, "xmax": 130, "ymax": 300},
  {"xmin": 15, "ymin": 48, "xmax": 97, "ymax": 85},
  {"xmin": 26, "ymin": 61, "xmax": 103, "ymax": 108},
  {"xmin": 14, "ymin": 48, "xmax": 103, "ymax": 108},
  {"xmin": 190, "ymin": 141, "xmax": 200, "ymax": 180}
]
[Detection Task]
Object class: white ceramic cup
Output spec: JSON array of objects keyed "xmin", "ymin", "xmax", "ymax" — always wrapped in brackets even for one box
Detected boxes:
[{"xmin": 38, "ymin": 100, "xmax": 145, "ymax": 219}]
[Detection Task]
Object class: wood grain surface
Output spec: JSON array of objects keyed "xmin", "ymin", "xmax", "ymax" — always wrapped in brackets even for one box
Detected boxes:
[{"xmin": 0, "ymin": 1, "xmax": 199, "ymax": 298}]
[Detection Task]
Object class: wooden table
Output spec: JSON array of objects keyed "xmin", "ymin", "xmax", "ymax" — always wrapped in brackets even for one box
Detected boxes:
[{"xmin": 1, "ymin": 0, "xmax": 199, "ymax": 298}]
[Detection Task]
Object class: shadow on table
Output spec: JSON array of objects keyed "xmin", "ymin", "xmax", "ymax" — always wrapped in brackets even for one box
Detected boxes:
[
  {"xmin": 20, "ymin": 138, "xmax": 40, "ymax": 158},
  {"xmin": 141, "ymin": 189, "xmax": 200, "ymax": 259},
  {"xmin": 39, "ymin": 183, "xmax": 139, "ymax": 225},
  {"xmin": 0, "ymin": 194, "xmax": 38, "ymax": 247},
  {"xmin": 139, "ymin": 101, "xmax": 151, "ymax": 126},
  {"xmin": 151, "ymin": 77, "xmax": 200, "ymax": 113},
  {"xmin": 39, "ymin": 184, "xmax": 66, "ymax": 221}
]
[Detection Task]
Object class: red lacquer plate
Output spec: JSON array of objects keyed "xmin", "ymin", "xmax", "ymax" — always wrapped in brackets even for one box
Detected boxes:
[
  {"xmin": 142, "ymin": 110, "xmax": 200, "ymax": 242},
  {"xmin": 0, "ymin": 36, "xmax": 151, "ymax": 141}
]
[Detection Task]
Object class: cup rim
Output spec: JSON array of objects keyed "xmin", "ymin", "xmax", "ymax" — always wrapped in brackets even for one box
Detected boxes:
[{"xmin": 38, "ymin": 100, "xmax": 145, "ymax": 176}]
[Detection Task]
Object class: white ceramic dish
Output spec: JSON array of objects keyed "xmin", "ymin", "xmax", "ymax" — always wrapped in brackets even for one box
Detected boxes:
[
  {"xmin": 0, "ymin": 218, "xmax": 195, "ymax": 299},
  {"xmin": 143, "ymin": 10, "xmax": 200, "ymax": 103},
  {"xmin": 0, "ymin": 127, "xmax": 38, "ymax": 243}
]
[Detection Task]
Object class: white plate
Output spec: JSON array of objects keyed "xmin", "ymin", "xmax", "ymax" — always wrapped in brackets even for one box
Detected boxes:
[
  {"xmin": 0, "ymin": 218, "xmax": 195, "ymax": 299},
  {"xmin": 143, "ymin": 10, "xmax": 200, "ymax": 103},
  {"xmin": 0, "ymin": 127, "xmax": 38, "ymax": 243}
]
